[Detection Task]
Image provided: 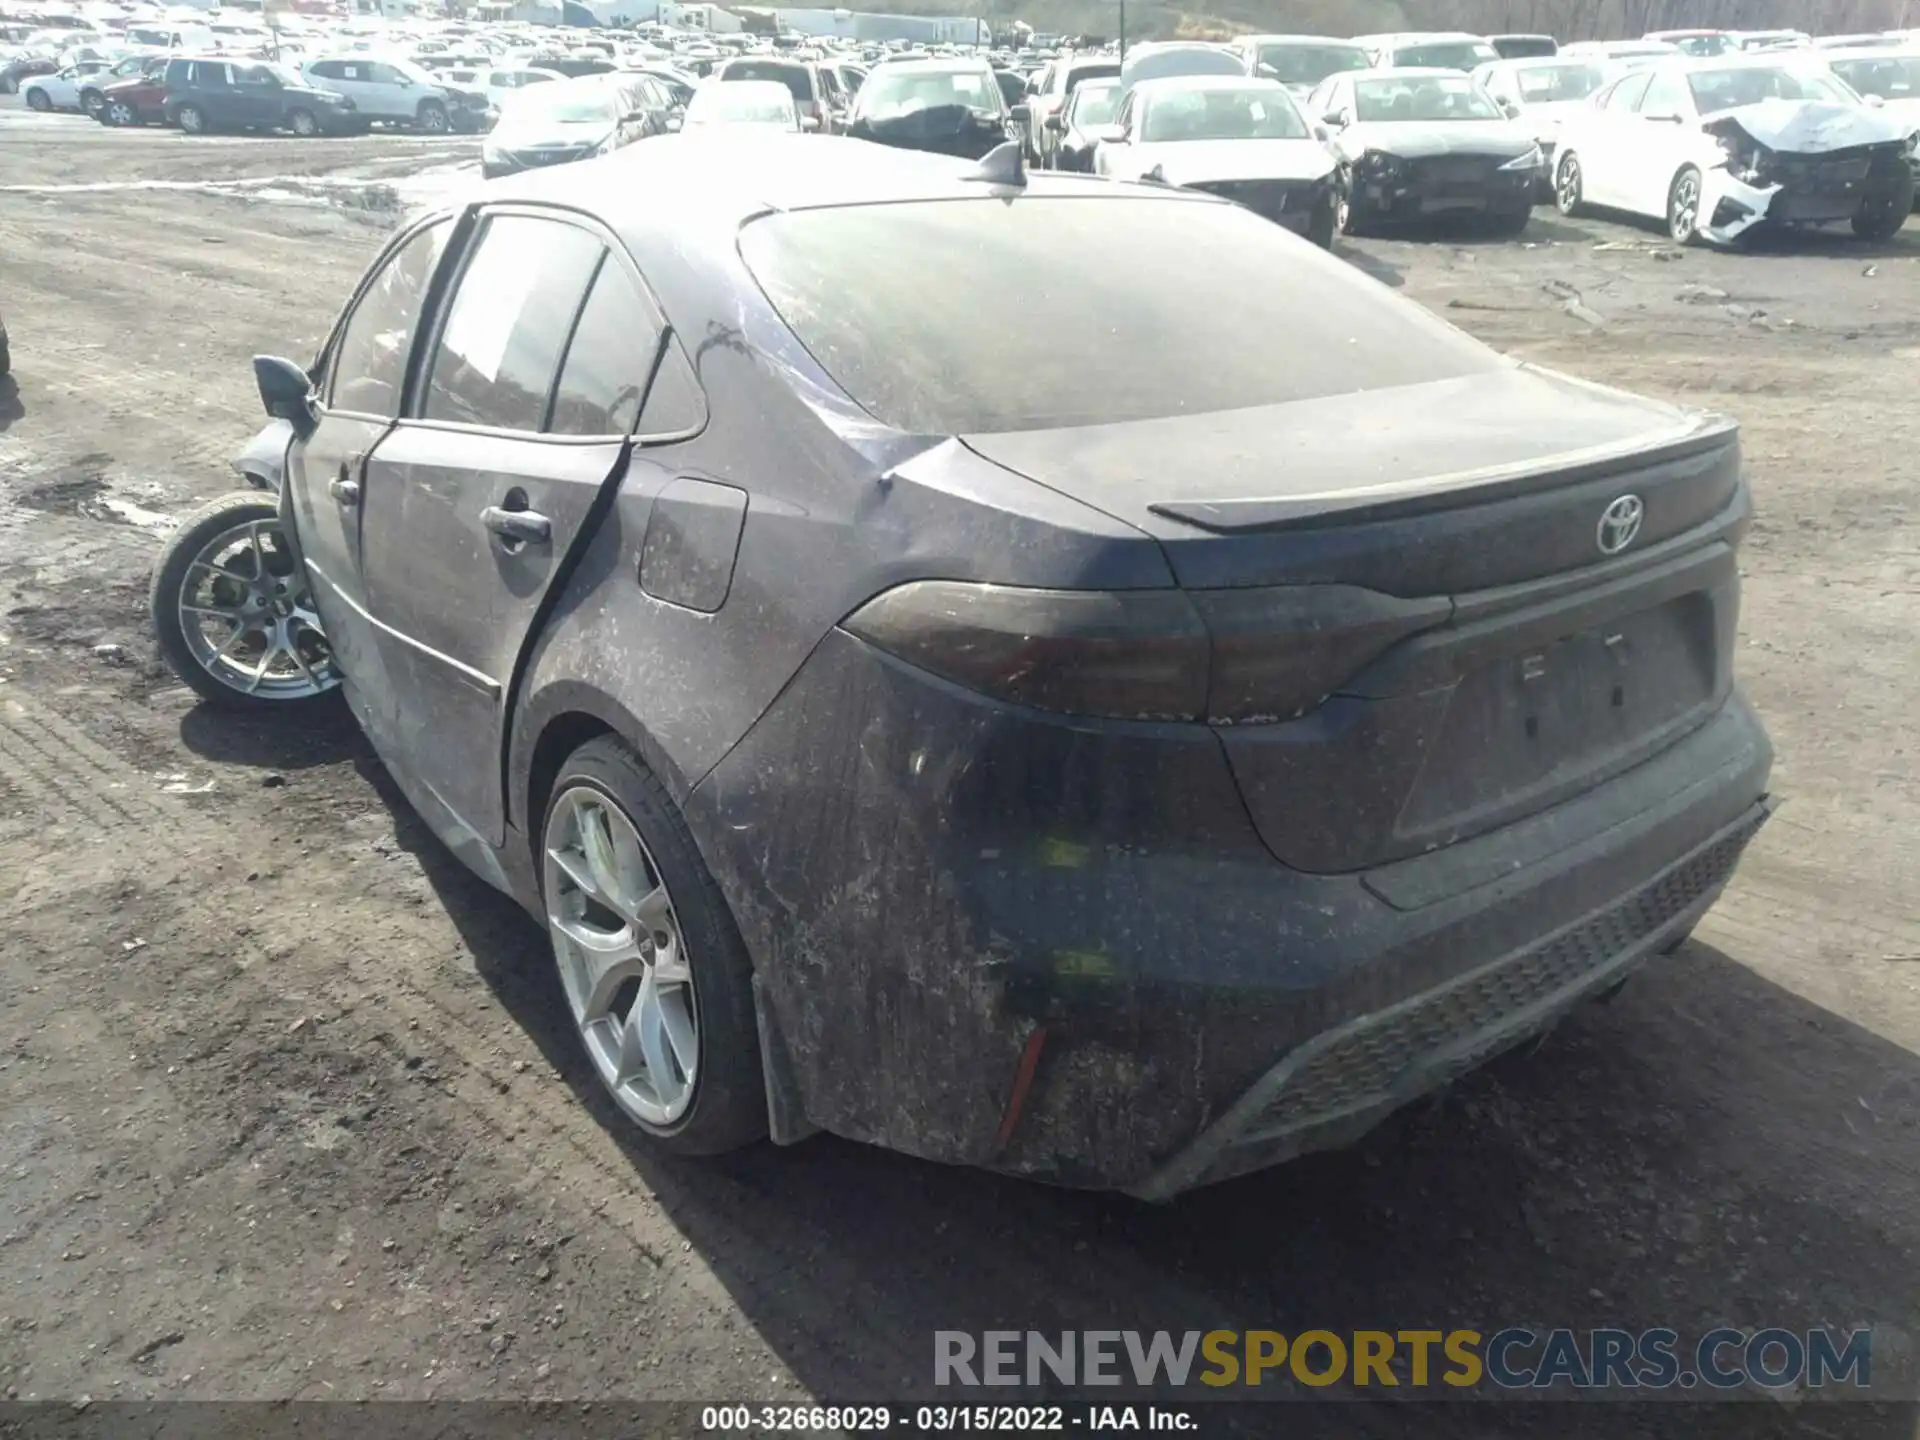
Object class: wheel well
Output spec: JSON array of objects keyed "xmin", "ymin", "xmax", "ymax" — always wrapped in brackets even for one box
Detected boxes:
[{"xmin": 525, "ymin": 712, "xmax": 615, "ymax": 853}]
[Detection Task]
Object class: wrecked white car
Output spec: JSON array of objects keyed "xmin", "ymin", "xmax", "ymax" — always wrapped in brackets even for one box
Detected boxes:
[{"xmin": 1552, "ymin": 58, "xmax": 1916, "ymax": 244}]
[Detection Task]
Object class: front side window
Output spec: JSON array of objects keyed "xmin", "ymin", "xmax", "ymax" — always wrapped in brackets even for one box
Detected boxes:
[
  {"xmin": 740, "ymin": 196, "xmax": 1502, "ymax": 435},
  {"xmin": 327, "ymin": 218, "xmax": 454, "ymax": 417},
  {"xmin": 423, "ymin": 216, "xmax": 604, "ymax": 433}
]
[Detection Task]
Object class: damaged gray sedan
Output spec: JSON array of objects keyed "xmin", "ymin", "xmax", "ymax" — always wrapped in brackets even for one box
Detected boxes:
[{"xmin": 230, "ymin": 135, "xmax": 1772, "ymax": 1197}]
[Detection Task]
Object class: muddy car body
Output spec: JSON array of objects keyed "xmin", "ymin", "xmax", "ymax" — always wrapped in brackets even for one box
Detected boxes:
[
  {"xmin": 1553, "ymin": 58, "xmax": 1915, "ymax": 243},
  {"xmin": 255, "ymin": 136, "xmax": 1771, "ymax": 1198}
]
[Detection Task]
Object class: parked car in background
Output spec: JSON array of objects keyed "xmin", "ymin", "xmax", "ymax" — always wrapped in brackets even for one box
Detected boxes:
[
  {"xmin": 1026, "ymin": 51, "xmax": 1120, "ymax": 160},
  {"xmin": 95, "ymin": 60, "xmax": 171, "ymax": 126},
  {"xmin": 1561, "ymin": 39, "xmax": 1683, "ymax": 67},
  {"xmin": 75, "ymin": 51, "xmax": 164, "ymax": 118},
  {"xmin": 1551, "ymin": 58, "xmax": 1914, "ymax": 243},
  {"xmin": 301, "ymin": 56, "xmax": 492, "ymax": 133},
  {"xmin": 0, "ymin": 52, "xmax": 57, "ymax": 95},
  {"xmin": 1046, "ymin": 75, "xmax": 1119, "ymax": 170},
  {"xmin": 845, "ymin": 58, "xmax": 1020, "ymax": 160},
  {"xmin": 1734, "ymin": 31, "xmax": 1813, "ymax": 53},
  {"xmin": 1473, "ymin": 56, "xmax": 1611, "ymax": 193},
  {"xmin": 463, "ymin": 64, "xmax": 568, "ymax": 115},
  {"xmin": 1093, "ymin": 76, "xmax": 1341, "ymax": 247},
  {"xmin": 711, "ymin": 55, "xmax": 835, "ymax": 132},
  {"xmin": 1229, "ymin": 34, "xmax": 1370, "ymax": 99},
  {"xmin": 1645, "ymin": 30, "xmax": 1740, "ymax": 57},
  {"xmin": 1353, "ymin": 32, "xmax": 1502, "ymax": 71},
  {"xmin": 163, "ymin": 57, "xmax": 359, "ymax": 137},
  {"xmin": 250, "ymin": 135, "xmax": 1772, "ymax": 1198},
  {"xmin": 1308, "ymin": 67, "xmax": 1543, "ymax": 233},
  {"xmin": 824, "ymin": 58, "xmax": 867, "ymax": 97},
  {"xmin": 20, "ymin": 57, "xmax": 111, "ymax": 111},
  {"xmin": 482, "ymin": 73, "xmax": 674, "ymax": 178},
  {"xmin": 627, "ymin": 64, "xmax": 696, "ymax": 107},
  {"xmin": 1489, "ymin": 34, "xmax": 1560, "ymax": 60},
  {"xmin": 682, "ymin": 77, "xmax": 796, "ymax": 132}
]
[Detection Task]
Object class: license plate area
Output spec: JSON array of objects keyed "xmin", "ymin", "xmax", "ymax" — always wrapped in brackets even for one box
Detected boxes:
[{"xmin": 1397, "ymin": 597, "xmax": 1717, "ymax": 834}]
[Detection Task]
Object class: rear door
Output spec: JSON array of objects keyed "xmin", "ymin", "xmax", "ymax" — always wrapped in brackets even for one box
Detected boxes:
[
  {"xmin": 1579, "ymin": 69, "xmax": 1653, "ymax": 208},
  {"xmin": 327, "ymin": 59, "xmax": 382, "ymax": 117},
  {"xmin": 356, "ymin": 209, "xmax": 663, "ymax": 847},
  {"xmin": 192, "ymin": 61, "xmax": 241, "ymax": 125},
  {"xmin": 288, "ymin": 214, "xmax": 458, "ymax": 732}
]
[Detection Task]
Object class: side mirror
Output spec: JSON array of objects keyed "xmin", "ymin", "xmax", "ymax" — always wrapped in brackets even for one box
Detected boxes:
[
  {"xmin": 254, "ymin": 355, "xmax": 317, "ymax": 439},
  {"xmin": 800, "ymin": 112, "xmax": 820, "ymax": 130},
  {"xmin": 1009, "ymin": 101, "xmax": 1028, "ymax": 124},
  {"xmin": 1322, "ymin": 109, "xmax": 1347, "ymax": 127},
  {"xmin": 1090, "ymin": 122, "xmax": 1125, "ymax": 144},
  {"xmin": 1863, "ymin": 92, "xmax": 1885, "ymax": 108},
  {"xmin": 1312, "ymin": 123, "xmax": 1329, "ymax": 142},
  {"xmin": 1499, "ymin": 97, "xmax": 1519, "ymax": 116},
  {"xmin": 1044, "ymin": 111, "xmax": 1064, "ymax": 131},
  {"xmin": 665, "ymin": 113, "xmax": 682, "ymax": 130}
]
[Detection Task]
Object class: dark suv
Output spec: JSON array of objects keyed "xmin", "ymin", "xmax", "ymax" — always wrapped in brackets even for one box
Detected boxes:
[{"xmin": 162, "ymin": 57, "xmax": 359, "ymax": 136}]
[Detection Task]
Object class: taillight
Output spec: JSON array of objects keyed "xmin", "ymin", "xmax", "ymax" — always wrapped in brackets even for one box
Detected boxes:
[
  {"xmin": 844, "ymin": 582, "xmax": 1210, "ymax": 721},
  {"xmin": 842, "ymin": 582, "xmax": 1448, "ymax": 725}
]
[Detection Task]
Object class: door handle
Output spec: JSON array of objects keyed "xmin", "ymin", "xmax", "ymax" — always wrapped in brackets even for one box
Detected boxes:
[
  {"xmin": 329, "ymin": 470, "xmax": 360, "ymax": 505},
  {"xmin": 481, "ymin": 506, "xmax": 551, "ymax": 546}
]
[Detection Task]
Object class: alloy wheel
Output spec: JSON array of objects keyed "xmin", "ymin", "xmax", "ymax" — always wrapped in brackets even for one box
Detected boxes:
[
  {"xmin": 107, "ymin": 101, "xmax": 134, "ymax": 126},
  {"xmin": 1669, "ymin": 170, "xmax": 1700, "ymax": 243},
  {"xmin": 544, "ymin": 785, "xmax": 700, "ymax": 1128},
  {"xmin": 175, "ymin": 517, "xmax": 337, "ymax": 700},
  {"xmin": 1555, "ymin": 155, "xmax": 1582, "ymax": 214}
]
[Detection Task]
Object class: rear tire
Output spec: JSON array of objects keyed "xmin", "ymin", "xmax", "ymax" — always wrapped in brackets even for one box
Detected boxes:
[
  {"xmin": 81, "ymin": 89, "xmax": 105, "ymax": 117},
  {"xmin": 25, "ymin": 87, "xmax": 51, "ymax": 112},
  {"xmin": 416, "ymin": 99, "xmax": 449, "ymax": 133},
  {"xmin": 541, "ymin": 736, "xmax": 767, "ymax": 1156},
  {"xmin": 177, "ymin": 103, "xmax": 207, "ymax": 135}
]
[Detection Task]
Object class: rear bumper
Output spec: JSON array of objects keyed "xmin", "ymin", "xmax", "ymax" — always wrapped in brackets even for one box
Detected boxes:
[{"xmin": 686, "ymin": 629, "xmax": 1773, "ymax": 1194}]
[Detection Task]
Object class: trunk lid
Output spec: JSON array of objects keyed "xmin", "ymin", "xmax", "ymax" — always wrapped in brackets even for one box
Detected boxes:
[{"xmin": 962, "ymin": 367, "xmax": 1748, "ymax": 875}]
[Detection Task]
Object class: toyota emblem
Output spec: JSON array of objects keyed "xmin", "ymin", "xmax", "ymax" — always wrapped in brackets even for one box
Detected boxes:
[{"xmin": 1596, "ymin": 495, "xmax": 1645, "ymax": 556}]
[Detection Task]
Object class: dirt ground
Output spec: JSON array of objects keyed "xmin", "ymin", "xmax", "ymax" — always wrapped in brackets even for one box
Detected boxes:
[{"xmin": 1, "ymin": 100, "xmax": 1918, "ymax": 1435}]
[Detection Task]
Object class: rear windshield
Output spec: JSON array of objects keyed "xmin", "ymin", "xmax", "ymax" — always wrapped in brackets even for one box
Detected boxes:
[
  {"xmin": 1254, "ymin": 43, "xmax": 1369, "ymax": 86},
  {"xmin": 721, "ymin": 58, "xmax": 812, "ymax": 102},
  {"xmin": 738, "ymin": 197, "xmax": 1501, "ymax": 434}
]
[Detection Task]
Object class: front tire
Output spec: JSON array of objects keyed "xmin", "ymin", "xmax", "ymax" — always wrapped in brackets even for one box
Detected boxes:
[
  {"xmin": 104, "ymin": 99, "xmax": 136, "ymax": 126},
  {"xmin": 1307, "ymin": 191, "xmax": 1336, "ymax": 249},
  {"xmin": 541, "ymin": 736, "xmax": 766, "ymax": 1155},
  {"xmin": 1336, "ymin": 182, "xmax": 1366, "ymax": 236},
  {"xmin": 1852, "ymin": 171, "xmax": 1914, "ymax": 241},
  {"xmin": 176, "ymin": 103, "xmax": 207, "ymax": 135},
  {"xmin": 286, "ymin": 107, "xmax": 318, "ymax": 137},
  {"xmin": 149, "ymin": 493, "xmax": 341, "ymax": 712},
  {"xmin": 1554, "ymin": 150, "xmax": 1585, "ymax": 217},
  {"xmin": 81, "ymin": 89, "xmax": 105, "ymax": 117},
  {"xmin": 1667, "ymin": 165, "xmax": 1703, "ymax": 245}
]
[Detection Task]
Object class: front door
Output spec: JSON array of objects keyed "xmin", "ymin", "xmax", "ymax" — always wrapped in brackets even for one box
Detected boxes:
[
  {"xmin": 357, "ymin": 210, "xmax": 663, "ymax": 848},
  {"xmin": 231, "ymin": 63, "xmax": 284, "ymax": 128},
  {"xmin": 286, "ymin": 215, "xmax": 457, "ymax": 742}
]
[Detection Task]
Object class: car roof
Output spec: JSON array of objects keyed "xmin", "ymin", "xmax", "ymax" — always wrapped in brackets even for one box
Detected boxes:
[
  {"xmin": 1129, "ymin": 74, "xmax": 1285, "ymax": 97},
  {"xmin": 1354, "ymin": 32, "xmax": 1491, "ymax": 46},
  {"xmin": 1234, "ymin": 34, "xmax": 1364, "ymax": 47},
  {"xmin": 1351, "ymin": 66, "xmax": 1488, "ymax": 82},
  {"xmin": 484, "ymin": 132, "xmax": 1198, "ymax": 223}
]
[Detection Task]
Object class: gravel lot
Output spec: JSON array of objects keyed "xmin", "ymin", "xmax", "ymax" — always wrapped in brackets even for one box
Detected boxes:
[{"xmin": 1, "ymin": 98, "xmax": 1917, "ymax": 1435}]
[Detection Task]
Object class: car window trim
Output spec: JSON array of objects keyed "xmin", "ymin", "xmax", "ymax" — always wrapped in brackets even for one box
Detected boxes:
[
  {"xmin": 402, "ymin": 201, "xmax": 679, "ymax": 444},
  {"xmin": 316, "ymin": 207, "xmax": 470, "ymax": 421}
]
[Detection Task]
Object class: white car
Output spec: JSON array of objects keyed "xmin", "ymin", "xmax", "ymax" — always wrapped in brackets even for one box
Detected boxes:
[
  {"xmin": 1092, "ymin": 75, "xmax": 1341, "ymax": 247},
  {"xmin": 1472, "ymin": 56, "xmax": 1612, "ymax": 188},
  {"xmin": 20, "ymin": 59, "xmax": 112, "ymax": 112},
  {"xmin": 469, "ymin": 63, "xmax": 569, "ymax": 116},
  {"xmin": 1560, "ymin": 40, "xmax": 1683, "ymax": 68},
  {"xmin": 1551, "ymin": 58, "xmax": 1916, "ymax": 244},
  {"xmin": 682, "ymin": 77, "xmax": 797, "ymax": 132}
]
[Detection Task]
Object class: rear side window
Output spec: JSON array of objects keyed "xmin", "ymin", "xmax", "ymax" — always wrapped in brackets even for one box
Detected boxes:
[
  {"xmin": 548, "ymin": 261, "xmax": 663, "ymax": 437},
  {"xmin": 308, "ymin": 59, "xmax": 340, "ymax": 79},
  {"xmin": 1605, "ymin": 71, "xmax": 1653, "ymax": 111},
  {"xmin": 424, "ymin": 216, "xmax": 604, "ymax": 432},
  {"xmin": 740, "ymin": 197, "xmax": 1502, "ymax": 434},
  {"xmin": 327, "ymin": 217, "xmax": 454, "ymax": 417}
]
